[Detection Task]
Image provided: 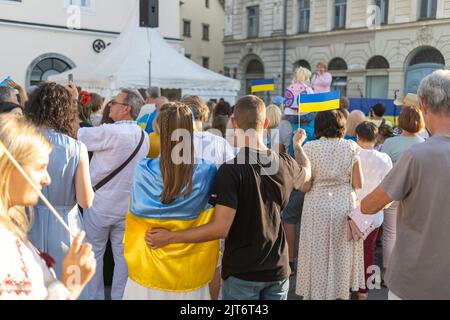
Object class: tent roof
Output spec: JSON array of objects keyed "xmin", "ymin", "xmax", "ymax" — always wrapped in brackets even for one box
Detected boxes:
[{"xmin": 50, "ymin": 1, "xmax": 240, "ymax": 97}]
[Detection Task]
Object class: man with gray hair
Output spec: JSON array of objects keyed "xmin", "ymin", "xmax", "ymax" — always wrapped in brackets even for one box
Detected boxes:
[
  {"xmin": 146, "ymin": 86, "xmax": 159, "ymax": 103},
  {"xmin": 78, "ymin": 88, "xmax": 149, "ymax": 300},
  {"xmin": 361, "ymin": 69, "xmax": 450, "ymax": 300}
]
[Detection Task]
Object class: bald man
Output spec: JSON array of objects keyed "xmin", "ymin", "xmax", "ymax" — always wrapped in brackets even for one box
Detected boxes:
[{"xmin": 345, "ymin": 110, "xmax": 366, "ymax": 141}]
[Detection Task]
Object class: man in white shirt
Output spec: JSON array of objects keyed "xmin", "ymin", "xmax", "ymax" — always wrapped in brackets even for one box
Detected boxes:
[
  {"xmin": 355, "ymin": 121, "xmax": 392, "ymax": 300},
  {"xmin": 181, "ymin": 95, "xmax": 236, "ymax": 167},
  {"xmin": 78, "ymin": 89, "xmax": 149, "ymax": 300}
]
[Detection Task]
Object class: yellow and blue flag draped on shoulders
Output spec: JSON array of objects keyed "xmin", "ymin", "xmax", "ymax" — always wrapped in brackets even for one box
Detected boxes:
[
  {"xmin": 299, "ymin": 90, "xmax": 340, "ymax": 113},
  {"xmin": 251, "ymin": 79, "xmax": 275, "ymax": 93},
  {"xmin": 124, "ymin": 158, "xmax": 219, "ymax": 292}
]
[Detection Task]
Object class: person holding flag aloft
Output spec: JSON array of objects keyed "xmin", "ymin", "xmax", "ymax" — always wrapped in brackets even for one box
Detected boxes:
[
  {"xmin": 122, "ymin": 102, "xmax": 219, "ymax": 300},
  {"xmin": 0, "ymin": 114, "xmax": 96, "ymax": 300}
]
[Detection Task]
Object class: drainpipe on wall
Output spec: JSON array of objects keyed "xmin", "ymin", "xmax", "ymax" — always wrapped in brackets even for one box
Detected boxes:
[{"xmin": 281, "ymin": 0, "xmax": 288, "ymax": 94}]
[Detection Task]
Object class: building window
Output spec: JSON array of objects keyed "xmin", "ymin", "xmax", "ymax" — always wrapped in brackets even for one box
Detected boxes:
[
  {"xmin": 30, "ymin": 57, "xmax": 73, "ymax": 86},
  {"xmin": 205, "ymin": 0, "xmax": 209, "ymax": 8},
  {"xmin": 293, "ymin": 60, "xmax": 311, "ymax": 71},
  {"xmin": 366, "ymin": 56, "xmax": 389, "ymax": 99},
  {"xmin": 373, "ymin": 0, "xmax": 388, "ymax": 24},
  {"xmin": 367, "ymin": 56, "xmax": 390, "ymax": 69},
  {"xmin": 246, "ymin": 60, "xmax": 264, "ymax": 74},
  {"xmin": 202, "ymin": 57, "xmax": 210, "ymax": 69},
  {"xmin": 328, "ymin": 57, "xmax": 348, "ymax": 97},
  {"xmin": 66, "ymin": 0, "xmax": 94, "ymax": 11},
  {"xmin": 366, "ymin": 76, "xmax": 389, "ymax": 98},
  {"xmin": 185, "ymin": 54, "xmax": 191, "ymax": 59},
  {"xmin": 202, "ymin": 24, "xmax": 210, "ymax": 41},
  {"xmin": 224, "ymin": 67, "xmax": 231, "ymax": 77},
  {"xmin": 328, "ymin": 57, "xmax": 348, "ymax": 71},
  {"xmin": 298, "ymin": 0, "xmax": 310, "ymax": 33},
  {"xmin": 183, "ymin": 20, "xmax": 191, "ymax": 37},
  {"xmin": 247, "ymin": 6, "xmax": 259, "ymax": 38},
  {"xmin": 409, "ymin": 47, "xmax": 445, "ymax": 66},
  {"xmin": 333, "ymin": 0, "xmax": 346, "ymax": 30},
  {"xmin": 419, "ymin": 0, "xmax": 437, "ymax": 20}
]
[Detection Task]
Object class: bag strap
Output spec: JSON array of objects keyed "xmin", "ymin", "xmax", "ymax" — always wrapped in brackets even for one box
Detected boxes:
[{"xmin": 93, "ymin": 130, "xmax": 145, "ymax": 192}]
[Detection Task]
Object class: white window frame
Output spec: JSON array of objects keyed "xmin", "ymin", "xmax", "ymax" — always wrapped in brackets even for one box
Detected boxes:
[
  {"xmin": 419, "ymin": 0, "xmax": 437, "ymax": 19},
  {"xmin": 333, "ymin": 0, "xmax": 346, "ymax": 29},
  {"xmin": 247, "ymin": 5, "xmax": 260, "ymax": 38},
  {"xmin": 0, "ymin": 0, "xmax": 22, "ymax": 5},
  {"xmin": 372, "ymin": 0, "xmax": 389, "ymax": 24},
  {"xmin": 64, "ymin": 0, "xmax": 96, "ymax": 14},
  {"xmin": 298, "ymin": 0, "xmax": 310, "ymax": 33}
]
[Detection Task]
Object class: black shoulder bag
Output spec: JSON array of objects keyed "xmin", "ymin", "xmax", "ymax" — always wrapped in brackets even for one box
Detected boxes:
[
  {"xmin": 79, "ymin": 130, "xmax": 145, "ymax": 213},
  {"xmin": 93, "ymin": 130, "xmax": 145, "ymax": 192}
]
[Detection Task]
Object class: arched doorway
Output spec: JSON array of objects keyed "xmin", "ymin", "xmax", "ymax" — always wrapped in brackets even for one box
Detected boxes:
[
  {"xmin": 328, "ymin": 57, "xmax": 348, "ymax": 96},
  {"xmin": 405, "ymin": 46, "xmax": 445, "ymax": 94},
  {"xmin": 242, "ymin": 56, "xmax": 266, "ymax": 100},
  {"xmin": 26, "ymin": 53, "xmax": 76, "ymax": 88},
  {"xmin": 293, "ymin": 59, "xmax": 311, "ymax": 71},
  {"xmin": 245, "ymin": 59, "xmax": 265, "ymax": 93},
  {"xmin": 366, "ymin": 55, "xmax": 390, "ymax": 98}
]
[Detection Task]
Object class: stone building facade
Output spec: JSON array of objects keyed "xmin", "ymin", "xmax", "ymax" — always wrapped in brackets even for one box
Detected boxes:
[
  {"xmin": 223, "ymin": 0, "xmax": 450, "ymax": 100},
  {"xmin": 180, "ymin": 0, "xmax": 226, "ymax": 74}
]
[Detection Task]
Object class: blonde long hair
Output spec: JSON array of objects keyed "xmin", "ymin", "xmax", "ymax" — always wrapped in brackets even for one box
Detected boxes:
[
  {"xmin": 0, "ymin": 114, "xmax": 52, "ymax": 242},
  {"xmin": 156, "ymin": 102, "xmax": 194, "ymax": 205},
  {"xmin": 293, "ymin": 67, "xmax": 312, "ymax": 84}
]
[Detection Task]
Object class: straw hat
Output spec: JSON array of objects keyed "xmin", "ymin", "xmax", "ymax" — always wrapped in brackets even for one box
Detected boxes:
[{"xmin": 394, "ymin": 93, "xmax": 420, "ymax": 108}]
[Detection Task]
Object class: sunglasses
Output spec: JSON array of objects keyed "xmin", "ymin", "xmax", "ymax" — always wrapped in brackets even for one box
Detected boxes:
[{"xmin": 110, "ymin": 101, "xmax": 130, "ymax": 107}]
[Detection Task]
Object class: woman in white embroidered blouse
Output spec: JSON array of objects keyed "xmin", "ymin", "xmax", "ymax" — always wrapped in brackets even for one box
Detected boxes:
[{"xmin": 0, "ymin": 114, "xmax": 96, "ymax": 300}]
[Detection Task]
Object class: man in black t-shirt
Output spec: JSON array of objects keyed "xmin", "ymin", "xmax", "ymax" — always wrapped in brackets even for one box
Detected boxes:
[{"xmin": 146, "ymin": 95, "xmax": 311, "ymax": 300}]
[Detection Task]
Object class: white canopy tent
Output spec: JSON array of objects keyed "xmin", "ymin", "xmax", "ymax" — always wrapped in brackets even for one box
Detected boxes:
[{"xmin": 50, "ymin": 0, "xmax": 240, "ymax": 103}]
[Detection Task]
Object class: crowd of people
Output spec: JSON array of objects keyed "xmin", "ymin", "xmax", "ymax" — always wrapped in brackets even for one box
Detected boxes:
[{"xmin": 0, "ymin": 67, "xmax": 449, "ymax": 300}]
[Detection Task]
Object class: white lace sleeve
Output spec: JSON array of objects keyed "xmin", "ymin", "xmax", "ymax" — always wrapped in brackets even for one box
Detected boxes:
[
  {"xmin": 45, "ymin": 281, "xmax": 73, "ymax": 300},
  {"xmin": 38, "ymin": 249, "xmax": 73, "ymax": 300},
  {"xmin": 0, "ymin": 227, "xmax": 73, "ymax": 300}
]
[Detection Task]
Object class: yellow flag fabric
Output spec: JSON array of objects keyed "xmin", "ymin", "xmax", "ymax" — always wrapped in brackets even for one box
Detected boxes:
[
  {"xmin": 0, "ymin": 140, "xmax": 4, "ymax": 158},
  {"xmin": 147, "ymin": 132, "xmax": 160, "ymax": 158},
  {"xmin": 123, "ymin": 208, "xmax": 220, "ymax": 292},
  {"xmin": 299, "ymin": 91, "xmax": 341, "ymax": 113}
]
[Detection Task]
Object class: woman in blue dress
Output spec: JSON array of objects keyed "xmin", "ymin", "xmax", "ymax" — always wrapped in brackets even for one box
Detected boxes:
[{"xmin": 25, "ymin": 82, "xmax": 94, "ymax": 298}]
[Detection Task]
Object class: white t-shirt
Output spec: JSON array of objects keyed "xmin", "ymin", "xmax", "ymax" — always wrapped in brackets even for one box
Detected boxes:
[
  {"xmin": 356, "ymin": 149, "xmax": 393, "ymax": 228},
  {"xmin": 193, "ymin": 131, "xmax": 236, "ymax": 168},
  {"xmin": 78, "ymin": 121, "xmax": 150, "ymax": 218}
]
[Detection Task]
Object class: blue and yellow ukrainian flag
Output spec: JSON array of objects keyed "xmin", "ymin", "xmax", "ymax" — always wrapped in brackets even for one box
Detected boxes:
[
  {"xmin": 251, "ymin": 79, "xmax": 275, "ymax": 93},
  {"xmin": 299, "ymin": 90, "xmax": 340, "ymax": 113},
  {"xmin": 124, "ymin": 158, "xmax": 219, "ymax": 292}
]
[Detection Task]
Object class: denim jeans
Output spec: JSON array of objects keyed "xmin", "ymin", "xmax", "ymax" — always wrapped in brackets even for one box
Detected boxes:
[{"xmin": 221, "ymin": 276, "xmax": 289, "ymax": 300}]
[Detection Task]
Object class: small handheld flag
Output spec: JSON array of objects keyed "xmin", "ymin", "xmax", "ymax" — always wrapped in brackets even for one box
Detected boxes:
[
  {"xmin": 251, "ymin": 79, "xmax": 275, "ymax": 93},
  {"xmin": 0, "ymin": 140, "xmax": 76, "ymax": 238},
  {"xmin": 0, "ymin": 76, "xmax": 11, "ymax": 87},
  {"xmin": 299, "ymin": 91, "xmax": 340, "ymax": 113}
]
